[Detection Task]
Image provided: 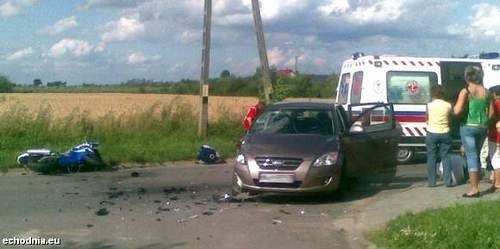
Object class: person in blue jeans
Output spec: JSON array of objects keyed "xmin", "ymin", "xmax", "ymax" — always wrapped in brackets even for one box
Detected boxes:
[
  {"xmin": 426, "ymin": 85, "xmax": 452, "ymax": 187},
  {"xmin": 453, "ymin": 65, "xmax": 493, "ymax": 198}
]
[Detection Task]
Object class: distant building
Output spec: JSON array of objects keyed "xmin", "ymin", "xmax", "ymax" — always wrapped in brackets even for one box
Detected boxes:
[{"xmin": 277, "ymin": 68, "xmax": 296, "ymax": 78}]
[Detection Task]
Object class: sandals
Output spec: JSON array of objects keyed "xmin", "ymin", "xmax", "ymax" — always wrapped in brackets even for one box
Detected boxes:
[
  {"xmin": 483, "ymin": 186, "xmax": 500, "ymax": 194},
  {"xmin": 462, "ymin": 192, "xmax": 480, "ymax": 198}
]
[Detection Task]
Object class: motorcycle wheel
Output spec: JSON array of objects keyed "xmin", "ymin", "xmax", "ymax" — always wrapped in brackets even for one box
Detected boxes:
[
  {"xmin": 29, "ymin": 156, "xmax": 59, "ymax": 174},
  {"xmin": 83, "ymin": 153, "xmax": 105, "ymax": 171}
]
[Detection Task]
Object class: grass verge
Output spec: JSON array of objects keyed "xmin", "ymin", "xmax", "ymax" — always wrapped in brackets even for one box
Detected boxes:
[
  {"xmin": 370, "ymin": 200, "xmax": 500, "ymax": 249},
  {"xmin": 0, "ymin": 103, "xmax": 243, "ymax": 171}
]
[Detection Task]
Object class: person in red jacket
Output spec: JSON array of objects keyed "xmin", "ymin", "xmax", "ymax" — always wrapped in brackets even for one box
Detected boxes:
[
  {"xmin": 243, "ymin": 100, "xmax": 265, "ymax": 132},
  {"xmin": 486, "ymin": 85, "xmax": 500, "ymax": 192}
]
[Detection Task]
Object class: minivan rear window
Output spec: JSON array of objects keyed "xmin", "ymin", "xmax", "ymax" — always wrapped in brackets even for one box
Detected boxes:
[{"xmin": 387, "ymin": 71, "xmax": 437, "ymax": 104}]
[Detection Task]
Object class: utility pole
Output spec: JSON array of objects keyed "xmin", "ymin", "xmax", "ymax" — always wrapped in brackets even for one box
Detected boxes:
[
  {"xmin": 198, "ymin": 0, "xmax": 212, "ymax": 137},
  {"xmin": 251, "ymin": 0, "xmax": 273, "ymax": 104},
  {"xmin": 294, "ymin": 55, "xmax": 298, "ymax": 74}
]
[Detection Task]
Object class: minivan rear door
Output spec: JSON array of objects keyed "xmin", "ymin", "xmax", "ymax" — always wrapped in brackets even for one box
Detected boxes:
[{"xmin": 343, "ymin": 103, "xmax": 399, "ymax": 175}]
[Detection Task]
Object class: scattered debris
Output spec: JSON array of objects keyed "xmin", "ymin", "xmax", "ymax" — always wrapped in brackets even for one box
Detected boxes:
[
  {"xmin": 163, "ymin": 187, "xmax": 188, "ymax": 194},
  {"xmin": 158, "ymin": 207, "xmax": 170, "ymax": 212},
  {"xmin": 153, "ymin": 200, "xmax": 161, "ymax": 203},
  {"xmin": 107, "ymin": 191, "xmax": 124, "ymax": 199},
  {"xmin": 211, "ymin": 194, "xmax": 234, "ymax": 203},
  {"xmin": 202, "ymin": 211, "xmax": 214, "ymax": 216},
  {"xmin": 131, "ymin": 172, "xmax": 140, "ymax": 177},
  {"xmin": 279, "ymin": 209, "xmax": 292, "ymax": 215},
  {"xmin": 189, "ymin": 214, "xmax": 199, "ymax": 219},
  {"xmin": 137, "ymin": 188, "xmax": 147, "ymax": 195},
  {"xmin": 177, "ymin": 219, "xmax": 187, "ymax": 224},
  {"xmin": 169, "ymin": 196, "xmax": 179, "ymax": 201},
  {"xmin": 95, "ymin": 208, "xmax": 109, "ymax": 216},
  {"xmin": 99, "ymin": 200, "xmax": 115, "ymax": 206},
  {"xmin": 272, "ymin": 218, "xmax": 283, "ymax": 225},
  {"xmin": 300, "ymin": 210, "xmax": 305, "ymax": 215}
]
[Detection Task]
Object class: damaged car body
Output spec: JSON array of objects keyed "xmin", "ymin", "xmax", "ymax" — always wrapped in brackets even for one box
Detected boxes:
[{"xmin": 233, "ymin": 102, "xmax": 400, "ymax": 195}]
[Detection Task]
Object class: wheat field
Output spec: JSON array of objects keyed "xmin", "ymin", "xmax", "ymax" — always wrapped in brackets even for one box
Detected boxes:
[{"xmin": 0, "ymin": 93, "xmax": 258, "ymax": 121}]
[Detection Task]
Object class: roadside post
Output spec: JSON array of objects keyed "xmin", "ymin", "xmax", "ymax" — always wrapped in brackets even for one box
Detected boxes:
[
  {"xmin": 198, "ymin": 0, "xmax": 212, "ymax": 137},
  {"xmin": 251, "ymin": 0, "xmax": 273, "ymax": 104}
]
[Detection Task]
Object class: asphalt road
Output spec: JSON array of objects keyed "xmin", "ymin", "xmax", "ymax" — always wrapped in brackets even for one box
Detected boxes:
[{"xmin": 1, "ymin": 161, "xmax": 499, "ymax": 249}]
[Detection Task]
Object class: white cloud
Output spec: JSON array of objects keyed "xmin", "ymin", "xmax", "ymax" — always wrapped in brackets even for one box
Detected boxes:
[
  {"xmin": 127, "ymin": 51, "xmax": 160, "ymax": 65},
  {"xmin": 4, "ymin": 47, "xmax": 34, "ymax": 61},
  {"xmin": 80, "ymin": 0, "xmax": 143, "ymax": 10},
  {"xmin": 348, "ymin": 0, "xmax": 405, "ymax": 25},
  {"xmin": 48, "ymin": 38, "xmax": 94, "ymax": 58},
  {"xmin": 40, "ymin": 16, "xmax": 78, "ymax": 35},
  {"xmin": 0, "ymin": 0, "xmax": 38, "ymax": 17},
  {"xmin": 179, "ymin": 30, "xmax": 201, "ymax": 45},
  {"xmin": 100, "ymin": 16, "xmax": 145, "ymax": 43},
  {"xmin": 268, "ymin": 47, "xmax": 286, "ymax": 66},
  {"xmin": 469, "ymin": 3, "xmax": 500, "ymax": 40},
  {"xmin": 318, "ymin": 0, "xmax": 350, "ymax": 16}
]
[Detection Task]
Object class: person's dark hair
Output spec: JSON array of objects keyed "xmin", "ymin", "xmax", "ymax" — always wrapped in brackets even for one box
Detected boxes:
[
  {"xmin": 431, "ymin": 85, "xmax": 445, "ymax": 99},
  {"xmin": 464, "ymin": 65, "xmax": 483, "ymax": 85},
  {"xmin": 490, "ymin": 85, "xmax": 500, "ymax": 97}
]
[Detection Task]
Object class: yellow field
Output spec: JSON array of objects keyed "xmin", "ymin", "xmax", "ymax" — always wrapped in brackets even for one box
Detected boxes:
[{"xmin": 0, "ymin": 93, "xmax": 258, "ymax": 121}]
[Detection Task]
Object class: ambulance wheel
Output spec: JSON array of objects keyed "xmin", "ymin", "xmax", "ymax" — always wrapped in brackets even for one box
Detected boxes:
[{"xmin": 397, "ymin": 147, "xmax": 414, "ymax": 164}]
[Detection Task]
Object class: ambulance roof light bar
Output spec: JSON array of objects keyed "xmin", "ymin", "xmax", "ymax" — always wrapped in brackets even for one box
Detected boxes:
[{"xmin": 352, "ymin": 52, "xmax": 365, "ymax": 60}]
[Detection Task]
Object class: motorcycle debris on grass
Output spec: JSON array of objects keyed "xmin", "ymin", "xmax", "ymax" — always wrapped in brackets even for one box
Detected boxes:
[
  {"xmin": 196, "ymin": 145, "xmax": 225, "ymax": 165},
  {"xmin": 17, "ymin": 141, "xmax": 105, "ymax": 174}
]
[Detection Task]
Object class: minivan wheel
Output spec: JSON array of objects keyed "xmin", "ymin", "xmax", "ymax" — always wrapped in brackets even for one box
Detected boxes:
[{"xmin": 397, "ymin": 147, "xmax": 414, "ymax": 164}]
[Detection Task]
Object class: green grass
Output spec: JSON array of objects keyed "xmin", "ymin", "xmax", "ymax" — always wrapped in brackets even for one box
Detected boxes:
[
  {"xmin": 371, "ymin": 200, "xmax": 500, "ymax": 249},
  {"xmin": 0, "ymin": 104, "xmax": 243, "ymax": 171}
]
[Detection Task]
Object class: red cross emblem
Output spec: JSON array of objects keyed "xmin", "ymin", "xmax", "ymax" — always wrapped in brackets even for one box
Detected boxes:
[{"xmin": 406, "ymin": 81, "xmax": 419, "ymax": 94}]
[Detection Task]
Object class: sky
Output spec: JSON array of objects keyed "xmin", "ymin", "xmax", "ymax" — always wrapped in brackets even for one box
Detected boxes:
[{"xmin": 1, "ymin": 0, "xmax": 500, "ymax": 85}]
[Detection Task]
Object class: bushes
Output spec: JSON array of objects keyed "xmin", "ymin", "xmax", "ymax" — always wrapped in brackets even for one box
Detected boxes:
[{"xmin": 0, "ymin": 75, "xmax": 15, "ymax": 93}]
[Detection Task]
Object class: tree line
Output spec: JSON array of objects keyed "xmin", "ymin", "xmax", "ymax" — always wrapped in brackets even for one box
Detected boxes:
[{"xmin": 1, "ymin": 70, "xmax": 339, "ymax": 99}]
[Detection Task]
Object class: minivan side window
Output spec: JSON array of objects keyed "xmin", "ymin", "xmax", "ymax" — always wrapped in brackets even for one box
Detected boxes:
[
  {"xmin": 338, "ymin": 73, "xmax": 351, "ymax": 104},
  {"xmin": 350, "ymin": 71, "xmax": 363, "ymax": 104},
  {"xmin": 387, "ymin": 71, "xmax": 437, "ymax": 104}
]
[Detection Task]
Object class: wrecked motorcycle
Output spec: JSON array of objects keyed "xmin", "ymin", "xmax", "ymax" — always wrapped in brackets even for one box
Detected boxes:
[{"xmin": 17, "ymin": 141, "xmax": 104, "ymax": 173}]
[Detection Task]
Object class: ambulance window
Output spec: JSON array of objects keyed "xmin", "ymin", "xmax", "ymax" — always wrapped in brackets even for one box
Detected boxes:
[
  {"xmin": 338, "ymin": 73, "xmax": 351, "ymax": 104},
  {"xmin": 387, "ymin": 71, "xmax": 437, "ymax": 104},
  {"xmin": 350, "ymin": 71, "xmax": 363, "ymax": 104}
]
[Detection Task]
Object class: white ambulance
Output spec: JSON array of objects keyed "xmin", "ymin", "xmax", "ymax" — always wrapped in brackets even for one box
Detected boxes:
[{"xmin": 335, "ymin": 53, "xmax": 500, "ymax": 163}]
